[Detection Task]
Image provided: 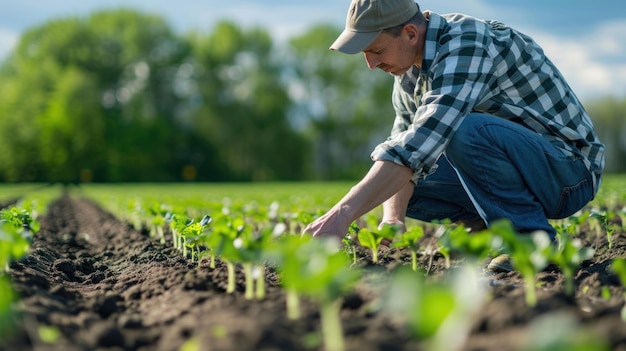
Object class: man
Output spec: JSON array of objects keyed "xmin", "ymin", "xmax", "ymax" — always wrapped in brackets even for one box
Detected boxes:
[{"xmin": 303, "ymin": 0, "xmax": 605, "ymax": 271}]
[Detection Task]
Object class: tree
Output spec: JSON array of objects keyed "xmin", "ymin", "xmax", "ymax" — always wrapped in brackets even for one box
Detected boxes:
[
  {"xmin": 187, "ymin": 22, "xmax": 309, "ymax": 181},
  {"xmin": 586, "ymin": 96, "xmax": 626, "ymax": 173},
  {"xmin": 0, "ymin": 9, "xmax": 208, "ymax": 182},
  {"xmin": 287, "ymin": 25, "xmax": 395, "ymax": 180}
]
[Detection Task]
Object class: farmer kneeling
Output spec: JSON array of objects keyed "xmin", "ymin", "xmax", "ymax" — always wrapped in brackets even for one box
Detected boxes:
[{"xmin": 303, "ymin": 0, "xmax": 605, "ymax": 272}]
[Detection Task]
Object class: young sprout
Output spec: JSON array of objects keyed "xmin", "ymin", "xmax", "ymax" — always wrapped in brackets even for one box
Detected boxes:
[
  {"xmin": 151, "ymin": 215, "xmax": 166, "ymax": 244},
  {"xmin": 1, "ymin": 206, "xmax": 40, "ymax": 239},
  {"xmin": 0, "ymin": 274, "xmax": 18, "ymax": 336},
  {"xmin": 558, "ymin": 210, "xmax": 590, "ymax": 236},
  {"xmin": 384, "ymin": 265, "xmax": 485, "ymax": 350},
  {"xmin": 266, "ymin": 234, "xmax": 308, "ymax": 320},
  {"xmin": 180, "ymin": 215, "xmax": 212, "ymax": 262},
  {"xmin": 207, "ymin": 216, "xmax": 247, "ymax": 294},
  {"xmin": 234, "ymin": 223, "xmax": 274, "ymax": 300},
  {"xmin": 289, "ymin": 210, "xmax": 315, "ymax": 235},
  {"xmin": 356, "ymin": 223, "xmax": 397, "ymax": 264},
  {"xmin": 166, "ymin": 212, "xmax": 190, "ymax": 252},
  {"xmin": 391, "ymin": 226, "xmax": 425, "ymax": 271},
  {"xmin": 437, "ymin": 223, "xmax": 500, "ymax": 265},
  {"xmin": 549, "ymin": 233, "xmax": 594, "ymax": 296},
  {"xmin": 588, "ymin": 208, "xmax": 613, "ymax": 248},
  {"xmin": 339, "ymin": 223, "xmax": 360, "ymax": 266},
  {"xmin": 270, "ymin": 235, "xmax": 360, "ymax": 351},
  {"xmin": 146, "ymin": 202, "xmax": 169, "ymax": 244},
  {"xmin": 0, "ymin": 206, "xmax": 36, "ymax": 337},
  {"xmin": 126, "ymin": 199, "xmax": 144, "ymax": 231},
  {"xmin": 489, "ymin": 220, "xmax": 550, "ymax": 307},
  {"xmin": 1, "ymin": 208, "xmax": 35, "ymax": 271},
  {"xmin": 610, "ymin": 258, "xmax": 626, "ymax": 321}
]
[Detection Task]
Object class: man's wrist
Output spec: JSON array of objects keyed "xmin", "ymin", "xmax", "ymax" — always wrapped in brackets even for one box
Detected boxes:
[{"xmin": 380, "ymin": 217, "xmax": 405, "ymax": 226}]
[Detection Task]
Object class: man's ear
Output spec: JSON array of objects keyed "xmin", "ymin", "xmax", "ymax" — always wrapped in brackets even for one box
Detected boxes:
[{"xmin": 403, "ymin": 24, "xmax": 419, "ymax": 43}]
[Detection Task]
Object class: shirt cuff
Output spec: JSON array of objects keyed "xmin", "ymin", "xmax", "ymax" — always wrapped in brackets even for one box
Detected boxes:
[{"xmin": 370, "ymin": 143, "xmax": 437, "ymax": 183}]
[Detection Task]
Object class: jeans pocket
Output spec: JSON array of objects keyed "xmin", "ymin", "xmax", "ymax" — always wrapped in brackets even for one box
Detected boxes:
[{"xmin": 549, "ymin": 178, "xmax": 593, "ymax": 219}]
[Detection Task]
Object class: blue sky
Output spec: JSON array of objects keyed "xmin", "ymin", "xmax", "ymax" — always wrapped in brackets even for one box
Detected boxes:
[{"xmin": 1, "ymin": 0, "xmax": 624, "ymax": 100}]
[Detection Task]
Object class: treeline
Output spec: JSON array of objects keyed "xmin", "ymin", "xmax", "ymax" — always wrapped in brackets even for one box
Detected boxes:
[{"xmin": 0, "ymin": 9, "xmax": 623, "ymax": 183}]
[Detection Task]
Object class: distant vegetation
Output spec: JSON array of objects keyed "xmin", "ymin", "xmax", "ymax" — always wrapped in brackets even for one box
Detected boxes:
[{"xmin": 0, "ymin": 8, "xmax": 623, "ymax": 183}]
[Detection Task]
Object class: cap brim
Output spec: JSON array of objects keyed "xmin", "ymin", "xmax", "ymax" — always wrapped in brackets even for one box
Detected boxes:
[{"xmin": 329, "ymin": 30, "xmax": 381, "ymax": 54}]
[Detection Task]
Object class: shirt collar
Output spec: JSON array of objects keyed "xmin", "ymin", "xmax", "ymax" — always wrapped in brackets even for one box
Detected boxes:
[
  {"xmin": 421, "ymin": 11, "xmax": 446, "ymax": 72},
  {"xmin": 397, "ymin": 11, "xmax": 447, "ymax": 95}
]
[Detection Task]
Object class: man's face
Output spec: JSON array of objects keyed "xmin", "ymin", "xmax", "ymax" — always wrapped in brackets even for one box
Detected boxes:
[{"xmin": 362, "ymin": 29, "xmax": 419, "ymax": 76}]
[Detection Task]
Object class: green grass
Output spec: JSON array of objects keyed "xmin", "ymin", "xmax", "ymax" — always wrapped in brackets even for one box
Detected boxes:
[
  {"xmin": 76, "ymin": 181, "xmax": 352, "ymax": 208},
  {"xmin": 0, "ymin": 183, "xmax": 63, "ymax": 215},
  {"xmin": 1, "ymin": 172, "xmax": 625, "ymax": 216},
  {"xmin": 591, "ymin": 174, "xmax": 626, "ymax": 207}
]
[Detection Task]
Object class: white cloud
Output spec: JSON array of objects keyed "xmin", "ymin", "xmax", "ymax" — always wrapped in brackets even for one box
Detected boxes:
[
  {"xmin": 528, "ymin": 19, "xmax": 626, "ymax": 100},
  {"xmin": 0, "ymin": 28, "xmax": 19, "ymax": 62},
  {"xmin": 1, "ymin": 0, "xmax": 623, "ymax": 101},
  {"xmin": 184, "ymin": 3, "xmax": 345, "ymax": 42}
]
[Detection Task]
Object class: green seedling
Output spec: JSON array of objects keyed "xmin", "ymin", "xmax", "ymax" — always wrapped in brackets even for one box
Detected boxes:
[
  {"xmin": 384, "ymin": 265, "xmax": 485, "ymax": 350},
  {"xmin": 180, "ymin": 215, "xmax": 212, "ymax": 262},
  {"xmin": 438, "ymin": 223, "xmax": 501, "ymax": 263},
  {"xmin": 205, "ymin": 212, "xmax": 272, "ymax": 299},
  {"xmin": 356, "ymin": 223, "xmax": 398, "ymax": 264},
  {"xmin": 589, "ymin": 209, "xmax": 614, "ymax": 249},
  {"xmin": 232, "ymin": 222, "xmax": 274, "ymax": 300},
  {"xmin": 270, "ymin": 235, "xmax": 360, "ymax": 351},
  {"xmin": 126, "ymin": 199, "xmax": 144, "ymax": 231},
  {"xmin": 549, "ymin": 234, "xmax": 594, "ymax": 296},
  {"xmin": 555, "ymin": 210, "xmax": 590, "ymax": 236},
  {"xmin": 266, "ymin": 234, "xmax": 309, "ymax": 320},
  {"xmin": 0, "ymin": 226, "xmax": 28, "ymax": 272},
  {"xmin": 166, "ymin": 211, "xmax": 190, "ymax": 252},
  {"xmin": 146, "ymin": 202, "xmax": 169, "ymax": 244},
  {"xmin": 610, "ymin": 258, "xmax": 626, "ymax": 321},
  {"xmin": 588, "ymin": 208, "xmax": 604, "ymax": 236},
  {"xmin": 0, "ymin": 274, "xmax": 18, "ymax": 338},
  {"xmin": 0, "ymin": 214, "xmax": 33, "ymax": 271},
  {"xmin": 489, "ymin": 220, "xmax": 550, "ymax": 307},
  {"xmin": 343, "ymin": 225, "xmax": 358, "ymax": 265},
  {"xmin": 391, "ymin": 226, "xmax": 425, "ymax": 271},
  {"xmin": 1, "ymin": 206, "xmax": 40, "ymax": 238},
  {"xmin": 290, "ymin": 211, "xmax": 315, "ymax": 234},
  {"xmin": 205, "ymin": 215, "xmax": 247, "ymax": 294}
]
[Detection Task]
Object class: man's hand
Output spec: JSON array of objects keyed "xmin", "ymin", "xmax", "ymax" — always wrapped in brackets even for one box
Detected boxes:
[
  {"xmin": 302, "ymin": 206, "xmax": 351, "ymax": 239},
  {"xmin": 302, "ymin": 161, "xmax": 413, "ymax": 239}
]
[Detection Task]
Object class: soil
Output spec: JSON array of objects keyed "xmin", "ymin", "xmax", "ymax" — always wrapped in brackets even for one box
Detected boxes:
[{"xmin": 2, "ymin": 195, "xmax": 626, "ymax": 351}]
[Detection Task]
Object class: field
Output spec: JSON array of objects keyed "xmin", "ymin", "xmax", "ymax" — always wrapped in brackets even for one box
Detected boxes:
[{"xmin": 1, "ymin": 178, "xmax": 626, "ymax": 351}]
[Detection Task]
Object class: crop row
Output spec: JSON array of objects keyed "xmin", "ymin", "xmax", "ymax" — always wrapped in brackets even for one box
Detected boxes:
[
  {"xmin": 87, "ymin": 189, "xmax": 626, "ymax": 351},
  {"xmin": 0, "ymin": 202, "xmax": 40, "ymax": 340},
  {"xmin": 1, "ymin": 180, "xmax": 626, "ymax": 350}
]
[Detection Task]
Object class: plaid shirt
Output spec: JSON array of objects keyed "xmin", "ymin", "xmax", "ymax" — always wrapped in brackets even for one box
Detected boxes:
[{"xmin": 371, "ymin": 12, "xmax": 605, "ymax": 191}]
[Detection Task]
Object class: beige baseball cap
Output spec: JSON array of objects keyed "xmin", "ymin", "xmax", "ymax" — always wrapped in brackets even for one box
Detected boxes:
[{"xmin": 330, "ymin": 0, "xmax": 419, "ymax": 54}]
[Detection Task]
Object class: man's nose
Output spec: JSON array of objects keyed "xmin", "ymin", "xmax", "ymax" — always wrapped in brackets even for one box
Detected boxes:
[{"xmin": 363, "ymin": 53, "xmax": 378, "ymax": 70}]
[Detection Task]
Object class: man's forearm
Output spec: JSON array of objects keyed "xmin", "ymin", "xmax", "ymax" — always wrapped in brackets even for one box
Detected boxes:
[
  {"xmin": 333, "ymin": 161, "xmax": 413, "ymax": 223},
  {"xmin": 381, "ymin": 179, "xmax": 415, "ymax": 225},
  {"xmin": 303, "ymin": 161, "xmax": 413, "ymax": 238}
]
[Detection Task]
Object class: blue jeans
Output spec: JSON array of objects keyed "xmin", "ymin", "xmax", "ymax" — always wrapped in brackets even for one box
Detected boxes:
[{"xmin": 406, "ymin": 113, "xmax": 596, "ymax": 237}]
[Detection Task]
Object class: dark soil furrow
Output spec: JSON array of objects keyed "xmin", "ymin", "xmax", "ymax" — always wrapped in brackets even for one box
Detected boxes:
[{"xmin": 1, "ymin": 196, "xmax": 626, "ymax": 351}]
